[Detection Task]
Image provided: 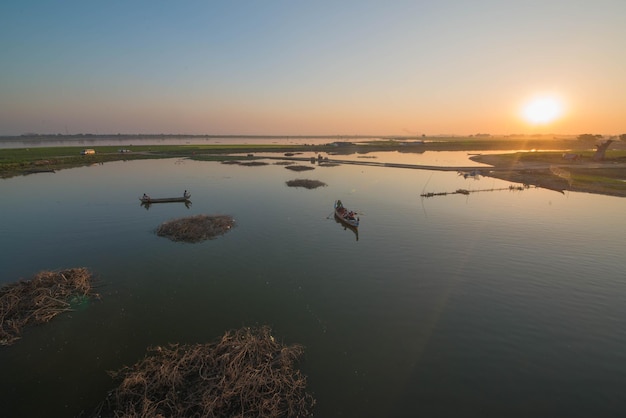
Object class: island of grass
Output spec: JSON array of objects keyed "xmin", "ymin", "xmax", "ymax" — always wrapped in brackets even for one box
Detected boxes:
[
  {"xmin": 286, "ymin": 179, "xmax": 327, "ymax": 189},
  {"xmin": 156, "ymin": 214, "xmax": 236, "ymax": 243},
  {"xmin": 285, "ymin": 164, "xmax": 315, "ymax": 172},
  {"xmin": 89, "ymin": 326, "xmax": 315, "ymax": 418},
  {"xmin": 0, "ymin": 268, "xmax": 97, "ymax": 346}
]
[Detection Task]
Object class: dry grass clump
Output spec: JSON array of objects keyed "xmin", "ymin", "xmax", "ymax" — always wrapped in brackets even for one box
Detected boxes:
[
  {"xmin": 91, "ymin": 326, "xmax": 315, "ymax": 418},
  {"xmin": 156, "ymin": 214, "xmax": 235, "ymax": 243},
  {"xmin": 285, "ymin": 165, "xmax": 315, "ymax": 172},
  {"xmin": 1, "ymin": 268, "xmax": 96, "ymax": 346},
  {"xmin": 286, "ymin": 179, "xmax": 327, "ymax": 189}
]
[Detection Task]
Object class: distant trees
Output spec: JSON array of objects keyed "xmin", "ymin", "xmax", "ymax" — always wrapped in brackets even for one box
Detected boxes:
[
  {"xmin": 577, "ymin": 134, "xmax": 603, "ymax": 141},
  {"xmin": 578, "ymin": 133, "xmax": 626, "ymax": 142},
  {"xmin": 577, "ymin": 133, "xmax": 620, "ymax": 161}
]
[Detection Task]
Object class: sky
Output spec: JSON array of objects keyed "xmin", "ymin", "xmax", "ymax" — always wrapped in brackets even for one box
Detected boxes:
[{"xmin": 1, "ymin": 0, "xmax": 625, "ymax": 137}]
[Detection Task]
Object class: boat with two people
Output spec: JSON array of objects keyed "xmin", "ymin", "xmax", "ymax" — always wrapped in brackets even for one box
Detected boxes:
[
  {"xmin": 334, "ymin": 200, "xmax": 360, "ymax": 228},
  {"xmin": 140, "ymin": 190, "xmax": 191, "ymax": 204}
]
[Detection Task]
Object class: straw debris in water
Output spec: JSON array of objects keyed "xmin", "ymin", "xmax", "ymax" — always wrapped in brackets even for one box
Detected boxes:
[
  {"xmin": 92, "ymin": 326, "xmax": 315, "ymax": 418},
  {"xmin": 286, "ymin": 179, "xmax": 327, "ymax": 189},
  {"xmin": 0, "ymin": 267, "xmax": 97, "ymax": 346},
  {"xmin": 156, "ymin": 214, "xmax": 235, "ymax": 243}
]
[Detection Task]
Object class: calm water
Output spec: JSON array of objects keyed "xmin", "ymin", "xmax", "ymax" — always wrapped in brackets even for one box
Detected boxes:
[{"xmin": 1, "ymin": 153, "xmax": 625, "ymax": 417}]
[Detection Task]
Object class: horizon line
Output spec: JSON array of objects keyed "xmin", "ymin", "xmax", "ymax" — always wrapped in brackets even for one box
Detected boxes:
[{"xmin": 0, "ymin": 132, "xmax": 609, "ymax": 139}]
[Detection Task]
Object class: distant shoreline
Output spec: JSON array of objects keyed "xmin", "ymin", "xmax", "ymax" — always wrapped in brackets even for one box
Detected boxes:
[
  {"xmin": 0, "ymin": 133, "xmax": 588, "ymax": 150},
  {"xmin": 1, "ymin": 139, "xmax": 624, "ymax": 197}
]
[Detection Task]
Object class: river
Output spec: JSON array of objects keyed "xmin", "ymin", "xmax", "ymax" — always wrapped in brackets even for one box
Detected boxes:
[{"xmin": 1, "ymin": 153, "xmax": 625, "ymax": 417}]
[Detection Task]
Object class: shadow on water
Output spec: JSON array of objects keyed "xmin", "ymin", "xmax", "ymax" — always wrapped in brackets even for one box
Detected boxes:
[
  {"xmin": 334, "ymin": 214, "xmax": 359, "ymax": 241},
  {"xmin": 140, "ymin": 200, "xmax": 192, "ymax": 210}
]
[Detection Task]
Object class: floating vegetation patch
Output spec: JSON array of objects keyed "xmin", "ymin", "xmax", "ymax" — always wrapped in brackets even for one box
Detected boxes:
[
  {"xmin": 285, "ymin": 165, "xmax": 315, "ymax": 172},
  {"xmin": 91, "ymin": 326, "xmax": 315, "ymax": 418},
  {"xmin": 221, "ymin": 160, "xmax": 268, "ymax": 167},
  {"xmin": 1, "ymin": 268, "xmax": 97, "ymax": 346},
  {"xmin": 156, "ymin": 214, "xmax": 235, "ymax": 243},
  {"xmin": 286, "ymin": 179, "xmax": 327, "ymax": 189},
  {"xmin": 239, "ymin": 161, "xmax": 269, "ymax": 167}
]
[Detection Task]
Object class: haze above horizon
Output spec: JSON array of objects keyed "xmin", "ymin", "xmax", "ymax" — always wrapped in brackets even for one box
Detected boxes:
[{"xmin": 1, "ymin": 1, "xmax": 624, "ymax": 137}]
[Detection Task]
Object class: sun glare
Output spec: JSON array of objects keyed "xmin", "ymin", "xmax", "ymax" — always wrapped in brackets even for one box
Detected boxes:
[{"xmin": 522, "ymin": 96, "xmax": 564, "ymax": 125}]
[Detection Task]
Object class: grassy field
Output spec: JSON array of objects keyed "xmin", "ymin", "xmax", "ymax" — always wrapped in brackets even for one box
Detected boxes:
[
  {"xmin": 0, "ymin": 144, "xmax": 314, "ymax": 178},
  {"xmin": 470, "ymin": 150, "xmax": 626, "ymax": 197}
]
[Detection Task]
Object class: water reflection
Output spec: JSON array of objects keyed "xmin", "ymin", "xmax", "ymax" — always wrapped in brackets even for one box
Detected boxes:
[
  {"xmin": 140, "ymin": 200, "xmax": 192, "ymax": 210},
  {"xmin": 334, "ymin": 214, "xmax": 359, "ymax": 241}
]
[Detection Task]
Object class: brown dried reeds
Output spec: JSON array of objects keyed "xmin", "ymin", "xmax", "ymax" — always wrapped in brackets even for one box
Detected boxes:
[
  {"xmin": 156, "ymin": 214, "xmax": 235, "ymax": 243},
  {"xmin": 0, "ymin": 268, "xmax": 96, "ymax": 346},
  {"xmin": 285, "ymin": 165, "xmax": 315, "ymax": 172},
  {"xmin": 92, "ymin": 326, "xmax": 315, "ymax": 418},
  {"xmin": 286, "ymin": 179, "xmax": 327, "ymax": 189}
]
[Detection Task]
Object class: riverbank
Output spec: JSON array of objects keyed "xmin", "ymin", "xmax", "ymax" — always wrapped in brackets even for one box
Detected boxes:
[
  {"xmin": 2, "ymin": 139, "xmax": 625, "ymax": 197},
  {"xmin": 470, "ymin": 152, "xmax": 626, "ymax": 197}
]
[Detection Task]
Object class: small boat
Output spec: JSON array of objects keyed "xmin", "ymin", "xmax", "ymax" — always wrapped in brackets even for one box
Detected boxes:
[
  {"xmin": 140, "ymin": 191, "xmax": 191, "ymax": 204},
  {"xmin": 334, "ymin": 200, "xmax": 359, "ymax": 228}
]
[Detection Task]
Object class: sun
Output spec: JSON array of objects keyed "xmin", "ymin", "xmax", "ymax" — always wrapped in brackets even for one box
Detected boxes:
[{"xmin": 521, "ymin": 96, "xmax": 564, "ymax": 125}]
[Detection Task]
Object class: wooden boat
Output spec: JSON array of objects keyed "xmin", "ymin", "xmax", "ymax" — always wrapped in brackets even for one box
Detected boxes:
[
  {"xmin": 334, "ymin": 200, "xmax": 359, "ymax": 228},
  {"xmin": 140, "ymin": 191, "xmax": 191, "ymax": 204}
]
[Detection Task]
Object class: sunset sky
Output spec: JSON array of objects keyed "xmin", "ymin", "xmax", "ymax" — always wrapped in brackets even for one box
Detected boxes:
[{"xmin": 1, "ymin": 0, "xmax": 625, "ymax": 136}]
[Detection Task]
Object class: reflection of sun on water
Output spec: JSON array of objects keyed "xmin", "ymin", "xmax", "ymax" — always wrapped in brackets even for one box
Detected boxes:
[{"xmin": 521, "ymin": 95, "xmax": 564, "ymax": 125}]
